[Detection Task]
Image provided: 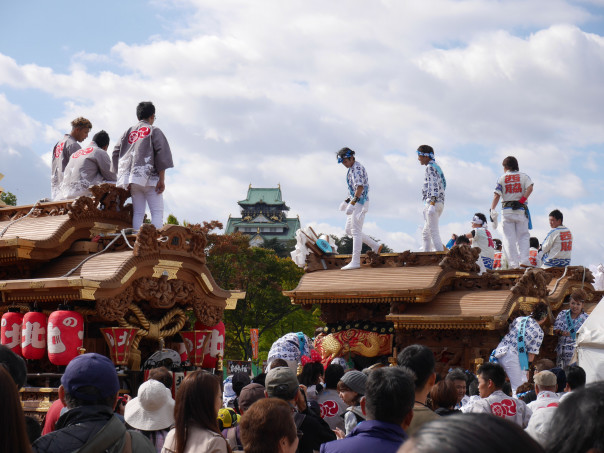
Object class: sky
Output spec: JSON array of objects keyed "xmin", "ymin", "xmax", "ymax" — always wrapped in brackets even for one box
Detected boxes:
[{"xmin": 1, "ymin": 0, "xmax": 603, "ymax": 268}]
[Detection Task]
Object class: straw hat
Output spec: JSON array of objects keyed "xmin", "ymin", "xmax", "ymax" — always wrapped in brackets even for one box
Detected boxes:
[{"xmin": 125, "ymin": 379, "xmax": 175, "ymax": 431}]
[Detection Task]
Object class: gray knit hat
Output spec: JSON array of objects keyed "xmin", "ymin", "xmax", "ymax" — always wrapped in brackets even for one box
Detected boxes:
[{"xmin": 340, "ymin": 370, "xmax": 367, "ymax": 395}]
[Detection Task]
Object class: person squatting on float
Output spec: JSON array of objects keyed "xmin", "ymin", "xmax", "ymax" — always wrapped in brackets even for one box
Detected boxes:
[
  {"xmin": 541, "ymin": 209, "xmax": 573, "ymax": 268},
  {"xmin": 463, "ymin": 213, "xmax": 495, "ymax": 271},
  {"xmin": 417, "ymin": 145, "xmax": 446, "ymax": 252},
  {"xmin": 336, "ymin": 147, "xmax": 382, "ymax": 271}
]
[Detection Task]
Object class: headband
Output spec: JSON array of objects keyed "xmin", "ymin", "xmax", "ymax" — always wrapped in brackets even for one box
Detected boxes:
[
  {"xmin": 417, "ymin": 150, "xmax": 435, "ymax": 159},
  {"xmin": 337, "ymin": 150, "xmax": 354, "ymax": 163},
  {"xmin": 472, "ymin": 215, "xmax": 484, "ymax": 225}
]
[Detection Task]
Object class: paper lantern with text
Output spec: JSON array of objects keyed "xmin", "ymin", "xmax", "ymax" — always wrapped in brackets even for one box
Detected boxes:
[
  {"xmin": 180, "ymin": 330, "xmax": 212, "ymax": 366},
  {"xmin": 47, "ymin": 309, "xmax": 84, "ymax": 365},
  {"xmin": 22, "ymin": 310, "xmax": 47, "ymax": 360},
  {"xmin": 1, "ymin": 308, "xmax": 24, "ymax": 356},
  {"xmin": 194, "ymin": 321, "xmax": 225, "ymax": 369},
  {"xmin": 101, "ymin": 327, "xmax": 138, "ymax": 365}
]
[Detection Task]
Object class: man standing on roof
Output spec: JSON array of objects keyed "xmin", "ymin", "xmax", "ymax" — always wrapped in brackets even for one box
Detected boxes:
[
  {"xmin": 113, "ymin": 102, "xmax": 173, "ymax": 230},
  {"xmin": 337, "ymin": 147, "xmax": 382, "ymax": 270},
  {"xmin": 417, "ymin": 145, "xmax": 446, "ymax": 252},
  {"xmin": 51, "ymin": 117, "xmax": 92, "ymax": 200},
  {"xmin": 490, "ymin": 156, "xmax": 534, "ymax": 269},
  {"xmin": 541, "ymin": 209, "xmax": 572, "ymax": 268}
]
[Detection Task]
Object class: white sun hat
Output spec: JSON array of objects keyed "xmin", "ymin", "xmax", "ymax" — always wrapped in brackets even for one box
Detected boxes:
[{"xmin": 124, "ymin": 379, "xmax": 175, "ymax": 431}]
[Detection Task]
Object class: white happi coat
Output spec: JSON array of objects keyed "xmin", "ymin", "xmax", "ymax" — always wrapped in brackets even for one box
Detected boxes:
[
  {"xmin": 112, "ymin": 120, "xmax": 173, "ymax": 189},
  {"xmin": 471, "ymin": 227, "xmax": 495, "ymax": 269},
  {"xmin": 527, "ymin": 391, "xmax": 560, "ymax": 412},
  {"xmin": 58, "ymin": 142, "xmax": 116, "ymax": 200},
  {"xmin": 51, "ymin": 134, "xmax": 81, "ymax": 200},
  {"xmin": 466, "ymin": 390, "xmax": 532, "ymax": 428},
  {"xmin": 541, "ymin": 225, "xmax": 572, "ymax": 268}
]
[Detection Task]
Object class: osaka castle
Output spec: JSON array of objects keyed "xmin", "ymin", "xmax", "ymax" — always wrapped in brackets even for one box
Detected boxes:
[{"xmin": 225, "ymin": 185, "xmax": 300, "ymax": 247}]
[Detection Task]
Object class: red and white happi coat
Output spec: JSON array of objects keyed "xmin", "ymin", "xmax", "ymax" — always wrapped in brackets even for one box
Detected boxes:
[{"xmin": 466, "ymin": 390, "xmax": 532, "ymax": 428}]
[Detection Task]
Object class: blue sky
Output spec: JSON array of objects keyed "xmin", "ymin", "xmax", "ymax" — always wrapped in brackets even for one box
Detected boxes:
[{"xmin": 1, "ymin": 0, "xmax": 603, "ymax": 268}]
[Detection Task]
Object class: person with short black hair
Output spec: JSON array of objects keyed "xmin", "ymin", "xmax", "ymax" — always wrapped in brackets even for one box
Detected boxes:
[
  {"xmin": 58, "ymin": 130, "xmax": 116, "ymax": 200},
  {"xmin": 336, "ymin": 147, "xmax": 382, "ymax": 270},
  {"xmin": 541, "ymin": 209, "xmax": 572, "ymax": 268},
  {"xmin": 397, "ymin": 344, "xmax": 439, "ymax": 435},
  {"xmin": 32, "ymin": 353, "xmax": 155, "ymax": 453},
  {"xmin": 445, "ymin": 368, "xmax": 469, "ymax": 408},
  {"xmin": 113, "ymin": 101, "xmax": 173, "ymax": 230},
  {"xmin": 529, "ymin": 237, "xmax": 541, "ymax": 267},
  {"xmin": 491, "ymin": 302, "xmax": 549, "ymax": 396},
  {"xmin": 463, "ymin": 212, "xmax": 496, "ymax": 270},
  {"xmin": 51, "ymin": 117, "xmax": 93, "ymax": 200},
  {"xmin": 321, "ymin": 367, "xmax": 415, "ymax": 453},
  {"xmin": 563, "ymin": 365, "xmax": 586, "ymax": 394},
  {"xmin": 490, "ymin": 156, "xmax": 534, "ymax": 268},
  {"xmin": 466, "ymin": 362, "xmax": 532, "ymax": 428},
  {"xmin": 554, "ymin": 288, "xmax": 588, "ymax": 368},
  {"xmin": 314, "ymin": 364, "xmax": 346, "ymax": 432},
  {"xmin": 417, "ymin": 145, "xmax": 446, "ymax": 252}
]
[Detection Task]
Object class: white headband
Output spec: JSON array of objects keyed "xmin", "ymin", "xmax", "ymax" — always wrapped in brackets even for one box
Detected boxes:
[{"xmin": 472, "ymin": 216, "xmax": 484, "ymax": 225}]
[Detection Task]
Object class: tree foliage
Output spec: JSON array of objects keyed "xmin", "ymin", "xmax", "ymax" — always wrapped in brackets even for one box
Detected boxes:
[
  {"xmin": 330, "ymin": 234, "xmax": 393, "ymax": 254},
  {"xmin": 0, "ymin": 191, "xmax": 17, "ymax": 206},
  {"xmin": 166, "ymin": 214, "xmax": 179, "ymax": 225}
]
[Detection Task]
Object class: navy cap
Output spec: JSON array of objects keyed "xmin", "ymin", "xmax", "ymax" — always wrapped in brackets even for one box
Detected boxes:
[{"xmin": 61, "ymin": 353, "xmax": 120, "ymax": 401}]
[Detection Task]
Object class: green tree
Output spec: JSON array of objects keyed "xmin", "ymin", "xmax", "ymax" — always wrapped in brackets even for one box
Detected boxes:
[
  {"xmin": 261, "ymin": 238, "xmax": 296, "ymax": 258},
  {"xmin": 0, "ymin": 191, "xmax": 17, "ymax": 206},
  {"xmin": 166, "ymin": 214, "xmax": 179, "ymax": 225},
  {"xmin": 330, "ymin": 234, "xmax": 393, "ymax": 254}
]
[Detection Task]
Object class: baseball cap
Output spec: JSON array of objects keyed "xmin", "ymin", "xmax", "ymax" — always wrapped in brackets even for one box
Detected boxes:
[
  {"xmin": 238, "ymin": 383, "xmax": 266, "ymax": 412},
  {"xmin": 265, "ymin": 367, "xmax": 299, "ymax": 399},
  {"xmin": 61, "ymin": 353, "xmax": 120, "ymax": 401},
  {"xmin": 534, "ymin": 370, "xmax": 557, "ymax": 387}
]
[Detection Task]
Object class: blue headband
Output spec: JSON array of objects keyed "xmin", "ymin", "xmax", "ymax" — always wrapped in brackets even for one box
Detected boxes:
[
  {"xmin": 417, "ymin": 150, "xmax": 434, "ymax": 159},
  {"xmin": 337, "ymin": 151, "xmax": 354, "ymax": 163}
]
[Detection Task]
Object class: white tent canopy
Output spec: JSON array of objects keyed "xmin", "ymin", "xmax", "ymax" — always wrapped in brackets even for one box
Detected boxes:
[{"xmin": 576, "ymin": 300, "xmax": 604, "ymax": 383}]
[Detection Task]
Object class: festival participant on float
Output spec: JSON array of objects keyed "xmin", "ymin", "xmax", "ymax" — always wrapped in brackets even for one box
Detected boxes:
[
  {"xmin": 466, "ymin": 363, "xmax": 532, "ymax": 428},
  {"xmin": 490, "ymin": 156, "xmax": 533, "ymax": 269},
  {"xmin": 541, "ymin": 210, "xmax": 573, "ymax": 268},
  {"xmin": 463, "ymin": 213, "xmax": 495, "ymax": 270},
  {"xmin": 113, "ymin": 102, "xmax": 173, "ymax": 230},
  {"xmin": 529, "ymin": 237, "xmax": 541, "ymax": 267},
  {"xmin": 492, "ymin": 239, "xmax": 509, "ymax": 270},
  {"xmin": 336, "ymin": 147, "xmax": 382, "ymax": 270},
  {"xmin": 490, "ymin": 303, "xmax": 548, "ymax": 396},
  {"xmin": 51, "ymin": 117, "xmax": 92, "ymax": 200},
  {"xmin": 58, "ymin": 130, "xmax": 116, "ymax": 200},
  {"xmin": 417, "ymin": 145, "xmax": 446, "ymax": 252},
  {"xmin": 553, "ymin": 289, "xmax": 588, "ymax": 368}
]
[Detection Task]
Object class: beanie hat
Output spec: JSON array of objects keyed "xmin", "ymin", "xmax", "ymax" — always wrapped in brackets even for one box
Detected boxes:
[{"xmin": 340, "ymin": 370, "xmax": 367, "ymax": 395}]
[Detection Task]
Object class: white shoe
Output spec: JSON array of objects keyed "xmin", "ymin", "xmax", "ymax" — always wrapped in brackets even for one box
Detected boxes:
[{"xmin": 341, "ymin": 262, "xmax": 360, "ymax": 270}]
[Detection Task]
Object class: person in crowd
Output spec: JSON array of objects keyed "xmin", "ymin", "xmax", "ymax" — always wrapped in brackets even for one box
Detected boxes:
[
  {"xmin": 516, "ymin": 382, "xmax": 537, "ymax": 405},
  {"xmin": 553, "ymin": 288, "xmax": 588, "ymax": 368},
  {"xmin": 466, "ymin": 362, "xmax": 532, "ymax": 428},
  {"xmin": 315, "ymin": 363, "xmax": 346, "ymax": 432},
  {"xmin": 148, "ymin": 366, "xmax": 174, "ymax": 390},
  {"xmin": 0, "ymin": 344, "xmax": 27, "ymax": 389},
  {"xmin": 543, "ymin": 382, "xmax": 604, "ymax": 453},
  {"xmin": 397, "ymin": 344, "xmax": 439, "ymax": 435},
  {"xmin": 113, "ymin": 101, "xmax": 173, "ymax": 230},
  {"xmin": 58, "ymin": 130, "xmax": 116, "ymax": 199},
  {"xmin": 32, "ymin": 353, "xmax": 155, "ymax": 453},
  {"xmin": 548, "ymin": 367, "xmax": 566, "ymax": 393},
  {"xmin": 491, "ymin": 302, "xmax": 549, "ymax": 395},
  {"xmin": 336, "ymin": 147, "xmax": 382, "ymax": 270},
  {"xmin": 162, "ymin": 370, "xmax": 229, "ymax": 453},
  {"xmin": 459, "ymin": 378, "xmax": 482, "ymax": 412},
  {"xmin": 231, "ymin": 372, "xmax": 251, "ymax": 414},
  {"xmin": 430, "ymin": 380, "xmax": 459, "ymax": 416},
  {"xmin": 223, "ymin": 383, "xmax": 266, "ymax": 451},
  {"xmin": 264, "ymin": 366, "xmax": 336, "ymax": 453},
  {"xmin": 529, "ymin": 237, "xmax": 541, "ymax": 267},
  {"xmin": 239, "ymin": 398, "xmax": 299, "ymax": 453},
  {"xmin": 321, "ymin": 367, "xmax": 415, "ymax": 453},
  {"xmin": 527, "ymin": 371, "xmax": 560, "ymax": 412},
  {"xmin": 42, "ymin": 399, "xmax": 65, "ymax": 435},
  {"xmin": 398, "ymin": 413, "xmax": 544, "ymax": 453},
  {"xmin": 417, "ymin": 145, "xmax": 446, "ymax": 252},
  {"xmin": 559, "ymin": 365, "xmax": 586, "ymax": 401},
  {"xmin": 492, "ymin": 238, "xmax": 509, "ymax": 270},
  {"xmin": 125, "ymin": 379, "xmax": 175, "ymax": 452},
  {"xmin": 267, "ymin": 332, "xmax": 312, "ymax": 373},
  {"xmin": 251, "ymin": 372, "xmax": 266, "ymax": 387},
  {"xmin": 51, "ymin": 117, "xmax": 92, "ymax": 200},
  {"xmin": 490, "ymin": 156, "xmax": 534, "ymax": 268},
  {"xmin": 445, "ymin": 368, "xmax": 469, "ymax": 409},
  {"xmin": 298, "ymin": 358, "xmax": 325, "ymax": 401},
  {"xmin": 25, "ymin": 416, "xmax": 42, "ymax": 444},
  {"xmin": 0, "ymin": 366, "xmax": 32, "ymax": 453},
  {"xmin": 337, "ymin": 370, "xmax": 368, "ymax": 436},
  {"xmin": 463, "ymin": 213, "xmax": 495, "ymax": 270},
  {"xmin": 541, "ymin": 209, "xmax": 572, "ymax": 268}
]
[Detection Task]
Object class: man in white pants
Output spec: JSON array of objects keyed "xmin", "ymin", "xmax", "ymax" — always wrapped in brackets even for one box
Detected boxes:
[
  {"xmin": 490, "ymin": 156, "xmax": 533, "ymax": 269},
  {"xmin": 113, "ymin": 102, "xmax": 173, "ymax": 230},
  {"xmin": 418, "ymin": 145, "xmax": 446, "ymax": 252},
  {"xmin": 337, "ymin": 148, "xmax": 381, "ymax": 270}
]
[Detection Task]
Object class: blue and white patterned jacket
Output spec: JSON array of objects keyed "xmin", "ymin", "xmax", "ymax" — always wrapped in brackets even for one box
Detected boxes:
[{"xmin": 494, "ymin": 316, "xmax": 544, "ymax": 357}]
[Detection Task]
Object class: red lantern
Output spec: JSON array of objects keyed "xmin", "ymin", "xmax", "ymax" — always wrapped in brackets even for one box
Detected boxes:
[
  {"xmin": 47, "ymin": 308, "xmax": 84, "ymax": 365},
  {"xmin": 194, "ymin": 321, "xmax": 225, "ymax": 369},
  {"xmin": 100, "ymin": 327, "xmax": 138, "ymax": 365},
  {"xmin": 1, "ymin": 308, "xmax": 24, "ymax": 356},
  {"xmin": 22, "ymin": 310, "xmax": 47, "ymax": 360},
  {"xmin": 181, "ymin": 330, "xmax": 212, "ymax": 366}
]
